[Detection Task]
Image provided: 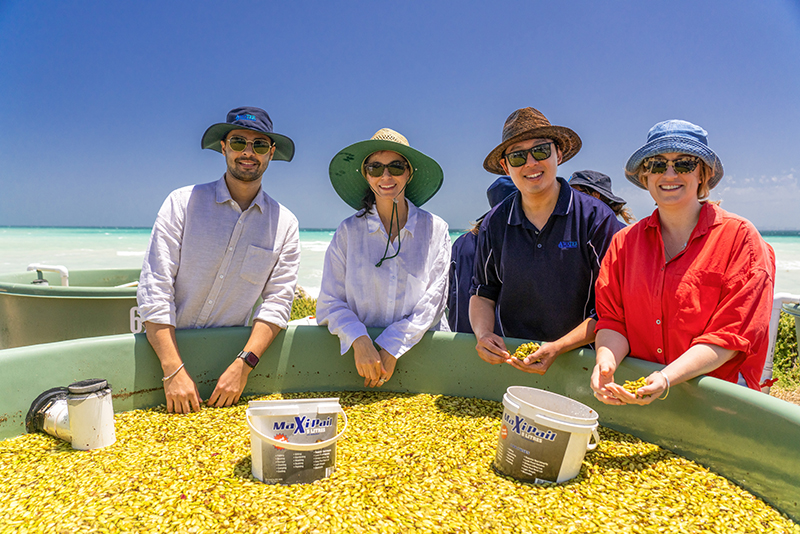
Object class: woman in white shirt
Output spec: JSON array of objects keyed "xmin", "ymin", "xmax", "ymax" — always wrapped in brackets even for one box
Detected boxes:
[{"xmin": 317, "ymin": 128, "xmax": 450, "ymax": 388}]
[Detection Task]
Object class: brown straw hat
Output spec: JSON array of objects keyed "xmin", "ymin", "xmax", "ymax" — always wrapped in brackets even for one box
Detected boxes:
[{"xmin": 483, "ymin": 107, "xmax": 582, "ymax": 174}]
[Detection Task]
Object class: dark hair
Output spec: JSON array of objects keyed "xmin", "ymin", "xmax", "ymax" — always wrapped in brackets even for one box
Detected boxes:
[{"xmin": 356, "ymin": 190, "xmax": 376, "ymax": 218}]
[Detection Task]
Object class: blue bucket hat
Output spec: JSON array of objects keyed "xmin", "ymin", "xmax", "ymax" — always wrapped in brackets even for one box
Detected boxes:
[
  {"xmin": 486, "ymin": 176, "xmax": 517, "ymax": 208},
  {"xmin": 201, "ymin": 106, "xmax": 295, "ymax": 162},
  {"xmin": 625, "ymin": 120, "xmax": 723, "ymax": 190}
]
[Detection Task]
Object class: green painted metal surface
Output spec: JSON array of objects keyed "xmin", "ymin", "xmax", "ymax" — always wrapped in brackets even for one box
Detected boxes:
[
  {"xmin": 0, "ymin": 269, "xmax": 140, "ymax": 349},
  {"xmin": 1, "ymin": 326, "xmax": 799, "ymax": 522}
]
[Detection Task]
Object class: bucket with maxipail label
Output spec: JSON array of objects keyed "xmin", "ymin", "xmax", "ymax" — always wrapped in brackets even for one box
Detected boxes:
[
  {"xmin": 246, "ymin": 397, "xmax": 348, "ymax": 485},
  {"xmin": 494, "ymin": 386, "xmax": 599, "ymax": 483}
]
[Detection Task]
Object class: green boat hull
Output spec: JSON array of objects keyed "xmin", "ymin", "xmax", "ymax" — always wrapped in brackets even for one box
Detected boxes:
[
  {"xmin": 0, "ymin": 269, "xmax": 140, "ymax": 349},
  {"xmin": 1, "ymin": 326, "xmax": 799, "ymax": 522}
]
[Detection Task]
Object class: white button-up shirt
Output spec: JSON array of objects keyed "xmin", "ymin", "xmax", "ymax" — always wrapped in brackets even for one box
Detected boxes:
[
  {"xmin": 316, "ymin": 201, "xmax": 451, "ymax": 358},
  {"xmin": 137, "ymin": 176, "xmax": 300, "ymax": 330}
]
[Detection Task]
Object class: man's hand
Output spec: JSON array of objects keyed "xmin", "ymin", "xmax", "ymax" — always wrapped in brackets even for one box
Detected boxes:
[
  {"xmin": 507, "ymin": 343, "xmax": 559, "ymax": 375},
  {"xmin": 163, "ymin": 366, "xmax": 203, "ymax": 413},
  {"xmin": 208, "ymin": 358, "xmax": 251, "ymax": 408},
  {"xmin": 475, "ymin": 332, "xmax": 510, "ymax": 364}
]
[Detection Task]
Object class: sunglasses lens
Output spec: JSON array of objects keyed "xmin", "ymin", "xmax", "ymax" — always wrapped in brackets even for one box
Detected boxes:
[
  {"xmin": 387, "ymin": 162, "xmax": 407, "ymax": 176},
  {"xmin": 252, "ymin": 140, "xmax": 272, "ymax": 155},
  {"xmin": 506, "ymin": 152, "xmax": 527, "ymax": 167},
  {"xmin": 532, "ymin": 143, "xmax": 551, "ymax": 161},
  {"xmin": 228, "ymin": 137, "xmax": 247, "ymax": 152},
  {"xmin": 674, "ymin": 159, "xmax": 698, "ymax": 174},
  {"xmin": 365, "ymin": 164, "xmax": 384, "ymax": 177},
  {"xmin": 648, "ymin": 160, "xmax": 667, "ymax": 174}
]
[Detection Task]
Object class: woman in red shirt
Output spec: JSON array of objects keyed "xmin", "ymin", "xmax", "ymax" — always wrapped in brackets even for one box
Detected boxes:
[{"xmin": 591, "ymin": 120, "xmax": 775, "ymax": 405}]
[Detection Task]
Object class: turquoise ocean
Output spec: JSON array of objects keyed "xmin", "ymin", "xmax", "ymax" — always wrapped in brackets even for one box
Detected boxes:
[{"xmin": 2, "ymin": 227, "xmax": 799, "ymax": 298}]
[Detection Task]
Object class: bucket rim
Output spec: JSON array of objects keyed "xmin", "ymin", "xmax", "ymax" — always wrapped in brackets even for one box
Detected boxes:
[{"xmin": 505, "ymin": 386, "xmax": 598, "ymax": 424}]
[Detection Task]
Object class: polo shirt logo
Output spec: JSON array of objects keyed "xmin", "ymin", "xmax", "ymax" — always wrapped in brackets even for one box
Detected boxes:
[
  {"xmin": 235, "ymin": 114, "xmax": 257, "ymax": 122},
  {"xmin": 558, "ymin": 241, "xmax": 578, "ymax": 250}
]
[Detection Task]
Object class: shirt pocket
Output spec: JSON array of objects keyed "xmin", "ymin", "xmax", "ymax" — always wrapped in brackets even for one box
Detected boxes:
[
  {"xmin": 239, "ymin": 245, "xmax": 278, "ymax": 286},
  {"xmin": 672, "ymin": 270, "xmax": 724, "ymax": 330}
]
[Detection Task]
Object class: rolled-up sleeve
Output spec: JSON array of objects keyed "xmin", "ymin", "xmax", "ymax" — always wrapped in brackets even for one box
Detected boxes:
[
  {"xmin": 252, "ymin": 212, "xmax": 300, "ymax": 329},
  {"xmin": 137, "ymin": 193, "xmax": 185, "ymax": 326},
  {"xmin": 691, "ymin": 225, "xmax": 775, "ymax": 354},
  {"xmin": 376, "ymin": 226, "xmax": 451, "ymax": 358},
  {"xmin": 316, "ymin": 224, "xmax": 370, "ymax": 354}
]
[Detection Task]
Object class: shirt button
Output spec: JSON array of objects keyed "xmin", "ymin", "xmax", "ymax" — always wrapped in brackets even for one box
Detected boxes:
[
  {"xmin": 228, "ymin": 247, "xmax": 233, "ymax": 251},
  {"xmin": 537, "ymin": 244, "xmax": 542, "ymax": 248},
  {"xmin": 219, "ymin": 275, "xmax": 224, "ymax": 279},
  {"xmin": 656, "ymin": 319, "xmax": 661, "ymax": 325},
  {"xmin": 208, "ymin": 300, "xmax": 213, "ymax": 304},
  {"xmin": 657, "ymin": 348, "xmax": 662, "ymax": 354}
]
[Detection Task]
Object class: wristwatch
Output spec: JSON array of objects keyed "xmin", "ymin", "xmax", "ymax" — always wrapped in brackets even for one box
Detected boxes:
[{"xmin": 237, "ymin": 350, "xmax": 260, "ymax": 369}]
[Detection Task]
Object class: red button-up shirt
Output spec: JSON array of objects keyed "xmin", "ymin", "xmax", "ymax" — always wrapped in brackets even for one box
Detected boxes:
[{"xmin": 595, "ymin": 203, "xmax": 775, "ymax": 390}]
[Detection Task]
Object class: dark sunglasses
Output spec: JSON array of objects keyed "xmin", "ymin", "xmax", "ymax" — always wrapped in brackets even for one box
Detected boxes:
[
  {"xmin": 504, "ymin": 142, "xmax": 553, "ymax": 167},
  {"xmin": 364, "ymin": 160, "xmax": 409, "ymax": 177},
  {"xmin": 226, "ymin": 136, "xmax": 274, "ymax": 155},
  {"xmin": 644, "ymin": 157, "xmax": 700, "ymax": 175}
]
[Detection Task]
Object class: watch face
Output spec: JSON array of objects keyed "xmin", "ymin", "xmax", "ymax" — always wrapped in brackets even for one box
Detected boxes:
[{"xmin": 240, "ymin": 351, "xmax": 259, "ymax": 368}]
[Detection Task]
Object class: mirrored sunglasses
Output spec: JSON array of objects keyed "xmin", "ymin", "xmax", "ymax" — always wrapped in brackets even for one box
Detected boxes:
[
  {"xmin": 504, "ymin": 142, "xmax": 552, "ymax": 167},
  {"xmin": 226, "ymin": 136, "xmax": 274, "ymax": 155},
  {"xmin": 364, "ymin": 161, "xmax": 409, "ymax": 177},
  {"xmin": 645, "ymin": 157, "xmax": 700, "ymax": 175}
]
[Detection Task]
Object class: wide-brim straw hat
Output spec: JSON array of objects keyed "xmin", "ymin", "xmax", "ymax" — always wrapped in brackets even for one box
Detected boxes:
[
  {"xmin": 201, "ymin": 106, "xmax": 295, "ymax": 162},
  {"xmin": 483, "ymin": 107, "xmax": 582, "ymax": 175},
  {"xmin": 625, "ymin": 119, "xmax": 723, "ymax": 190},
  {"xmin": 568, "ymin": 170, "xmax": 626, "ymax": 205},
  {"xmin": 328, "ymin": 128, "xmax": 444, "ymax": 210}
]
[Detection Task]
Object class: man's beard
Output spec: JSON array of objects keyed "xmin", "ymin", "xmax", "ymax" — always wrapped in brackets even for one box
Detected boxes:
[{"xmin": 228, "ymin": 157, "xmax": 267, "ymax": 182}]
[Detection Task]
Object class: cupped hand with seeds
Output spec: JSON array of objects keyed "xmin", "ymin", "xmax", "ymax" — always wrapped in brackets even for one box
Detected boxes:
[{"xmin": 507, "ymin": 342, "xmax": 559, "ymax": 375}]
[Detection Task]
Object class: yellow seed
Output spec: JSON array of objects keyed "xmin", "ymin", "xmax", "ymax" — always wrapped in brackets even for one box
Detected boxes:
[
  {"xmin": 512, "ymin": 342, "xmax": 541, "ymax": 361},
  {"xmin": 623, "ymin": 376, "xmax": 649, "ymax": 396}
]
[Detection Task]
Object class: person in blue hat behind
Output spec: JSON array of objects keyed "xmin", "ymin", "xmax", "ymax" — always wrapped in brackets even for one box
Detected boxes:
[
  {"xmin": 137, "ymin": 107, "xmax": 300, "ymax": 413},
  {"xmin": 447, "ymin": 176, "xmax": 516, "ymax": 333},
  {"xmin": 568, "ymin": 170, "xmax": 635, "ymax": 230}
]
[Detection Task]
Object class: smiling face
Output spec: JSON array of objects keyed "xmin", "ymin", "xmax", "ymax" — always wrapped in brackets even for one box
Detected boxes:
[
  {"xmin": 499, "ymin": 138, "xmax": 562, "ymax": 199},
  {"xmin": 640, "ymin": 152, "xmax": 704, "ymax": 208},
  {"xmin": 363, "ymin": 150, "xmax": 411, "ymax": 202},
  {"xmin": 220, "ymin": 128, "xmax": 275, "ymax": 183}
]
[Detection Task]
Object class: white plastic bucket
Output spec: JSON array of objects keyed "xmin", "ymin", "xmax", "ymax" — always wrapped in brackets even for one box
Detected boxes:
[
  {"xmin": 67, "ymin": 379, "xmax": 116, "ymax": 451},
  {"xmin": 494, "ymin": 386, "xmax": 599, "ymax": 483},
  {"xmin": 246, "ymin": 397, "xmax": 348, "ymax": 485}
]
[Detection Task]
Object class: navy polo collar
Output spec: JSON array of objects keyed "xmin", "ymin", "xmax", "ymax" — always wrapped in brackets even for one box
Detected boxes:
[{"xmin": 508, "ymin": 177, "xmax": 573, "ymax": 227}]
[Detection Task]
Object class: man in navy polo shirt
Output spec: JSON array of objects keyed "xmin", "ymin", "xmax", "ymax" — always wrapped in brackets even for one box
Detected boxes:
[{"xmin": 469, "ymin": 107, "xmax": 619, "ymax": 374}]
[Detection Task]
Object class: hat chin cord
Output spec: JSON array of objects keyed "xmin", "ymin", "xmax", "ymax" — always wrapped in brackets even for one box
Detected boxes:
[{"xmin": 373, "ymin": 174, "xmax": 412, "ymax": 268}]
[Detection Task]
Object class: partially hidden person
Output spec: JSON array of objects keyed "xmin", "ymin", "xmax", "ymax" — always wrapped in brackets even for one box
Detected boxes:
[
  {"xmin": 569, "ymin": 170, "xmax": 635, "ymax": 229},
  {"xmin": 470, "ymin": 107, "xmax": 620, "ymax": 374},
  {"xmin": 316, "ymin": 129, "xmax": 450, "ymax": 388},
  {"xmin": 591, "ymin": 120, "xmax": 776, "ymax": 405},
  {"xmin": 448, "ymin": 176, "xmax": 516, "ymax": 333},
  {"xmin": 137, "ymin": 107, "xmax": 300, "ymax": 413}
]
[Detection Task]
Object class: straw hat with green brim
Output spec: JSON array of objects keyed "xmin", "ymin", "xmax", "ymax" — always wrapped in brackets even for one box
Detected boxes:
[
  {"xmin": 329, "ymin": 128, "xmax": 444, "ymax": 210},
  {"xmin": 201, "ymin": 106, "xmax": 295, "ymax": 162}
]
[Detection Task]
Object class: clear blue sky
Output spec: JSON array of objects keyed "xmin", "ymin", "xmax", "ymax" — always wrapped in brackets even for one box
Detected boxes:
[{"xmin": 1, "ymin": 0, "xmax": 798, "ymax": 230}]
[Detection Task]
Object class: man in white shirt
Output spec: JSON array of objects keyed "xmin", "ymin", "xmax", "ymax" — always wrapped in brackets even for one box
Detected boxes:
[{"xmin": 137, "ymin": 107, "xmax": 300, "ymax": 413}]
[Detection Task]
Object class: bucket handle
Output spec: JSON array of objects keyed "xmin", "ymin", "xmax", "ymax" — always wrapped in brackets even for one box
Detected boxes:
[
  {"xmin": 533, "ymin": 413, "xmax": 600, "ymax": 451},
  {"xmin": 246, "ymin": 409, "xmax": 348, "ymax": 452}
]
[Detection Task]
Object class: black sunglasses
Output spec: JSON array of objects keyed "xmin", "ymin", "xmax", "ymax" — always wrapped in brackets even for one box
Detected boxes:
[
  {"xmin": 504, "ymin": 142, "xmax": 553, "ymax": 167},
  {"xmin": 644, "ymin": 157, "xmax": 700, "ymax": 175},
  {"xmin": 226, "ymin": 136, "xmax": 274, "ymax": 155},
  {"xmin": 364, "ymin": 160, "xmax": 409, "ymax": 178}
]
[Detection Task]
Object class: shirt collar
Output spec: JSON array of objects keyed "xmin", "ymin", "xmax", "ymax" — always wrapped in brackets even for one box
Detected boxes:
[
  {"xmin": 366, "ymin": 199, "xmax": 419, "ymax": 237},
  {"xmin": 215, "ymin": 175, "xmax": 266, "ymax": 212},
  {"xmin": 507, "ymin": 176, "xmax": 571, "ymax": 227},
  {"xmin": 646, "ymin": 202, "xmax": 721, "ymax": 241}
]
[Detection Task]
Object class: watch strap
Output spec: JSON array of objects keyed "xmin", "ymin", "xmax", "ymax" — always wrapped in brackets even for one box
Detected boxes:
[{"xmin": 237, "ymin": 350, "xmax": 260, "ymax": 369}]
